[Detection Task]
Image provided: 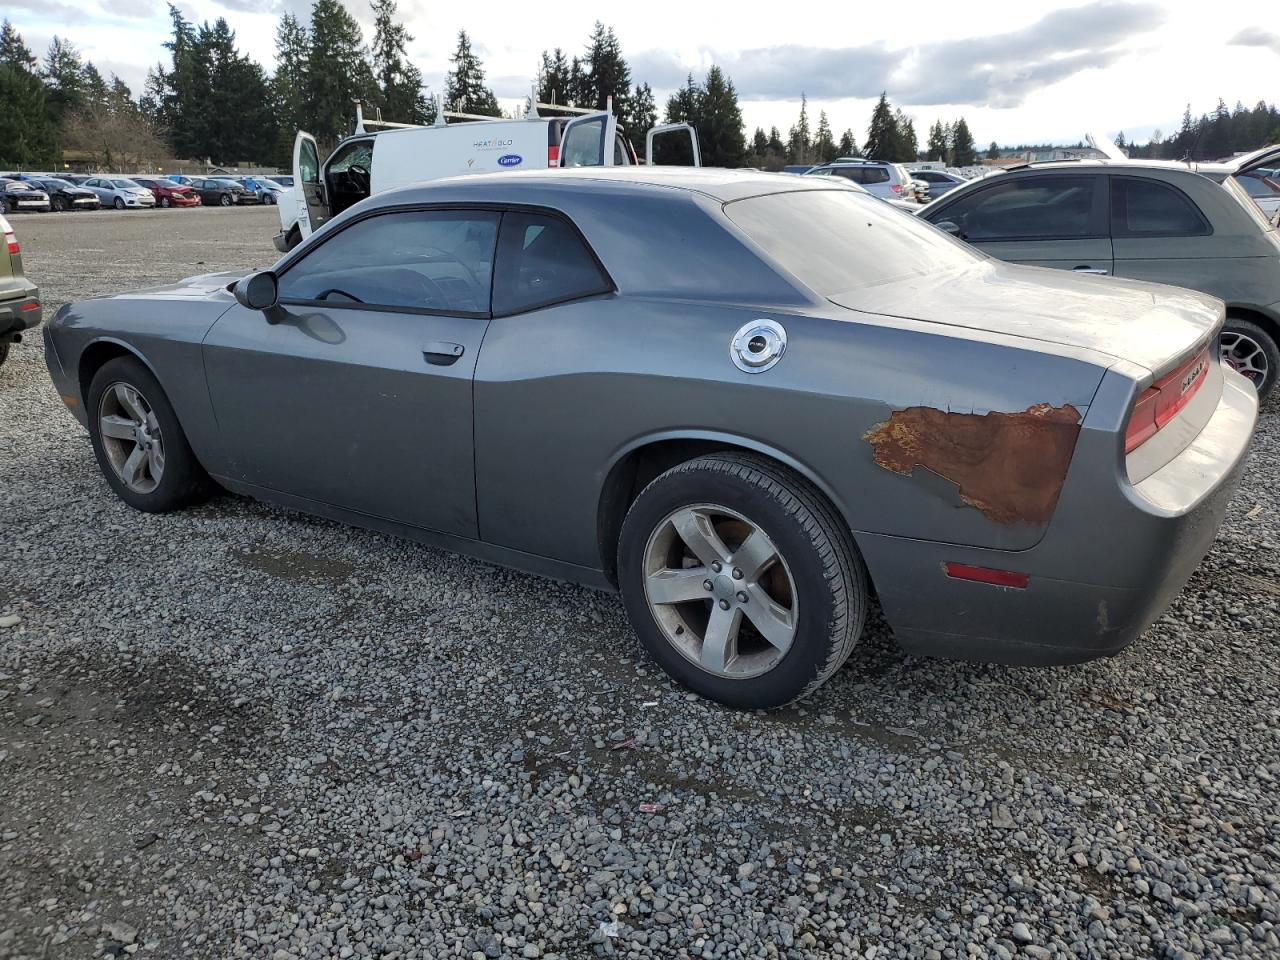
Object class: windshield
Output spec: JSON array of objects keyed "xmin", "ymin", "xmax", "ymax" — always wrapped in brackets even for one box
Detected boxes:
[
  {"xmin": 724, "ymin": 188, "xmax": 982, "ymax": 295},
  {"xmin": 42, "ymin": 178, "xmax": 71, "ymax": 188},
  {"xmin": 112, "ymin": 179, "xmax": 138, "ymax": 188}
]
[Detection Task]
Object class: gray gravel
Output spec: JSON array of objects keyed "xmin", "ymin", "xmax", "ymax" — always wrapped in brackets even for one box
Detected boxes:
[{"xmin": 2, "ymin": 206, "xmax": 1280, "ymax": 959}]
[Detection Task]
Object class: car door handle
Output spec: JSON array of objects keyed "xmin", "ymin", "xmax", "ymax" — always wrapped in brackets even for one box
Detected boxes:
[
  {"xmin": 1072, "ymin": 266, "xmax": 1109, "ymax": 275},
  {"xmin": 423, "ymin": 342, "xmax": 465, "ymax": 365}
]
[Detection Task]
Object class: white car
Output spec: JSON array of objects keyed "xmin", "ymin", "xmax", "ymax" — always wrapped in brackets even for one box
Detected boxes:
[
  {"xmin": 81, "ymin": 177, "xmax": 155, "ymax": 210},
  {"xmin": 801, "ymin": 159, "xmax": 923, "ymax": 202},
  {"xmin": 276, "ymin": 98, "xmax": 699, "ymax": 251}
]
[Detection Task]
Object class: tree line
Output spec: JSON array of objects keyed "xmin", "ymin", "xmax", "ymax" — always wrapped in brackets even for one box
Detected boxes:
[{"xmin": 5, "ymin": 11, "xmax": 1280, "ymax": 173}]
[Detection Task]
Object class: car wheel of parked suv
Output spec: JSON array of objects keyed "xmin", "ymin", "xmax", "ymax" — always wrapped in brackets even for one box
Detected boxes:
[
  {"xmin": 617, "ymin": 453, "xmax": 868, "ymax": 709},
  {"xmin": 87, "ymin": 356, "xmax": 215, "ymax": 512},
  {"xmin": 1221, "ymin": 316, "xmax": 1279, "ymax": 399}
]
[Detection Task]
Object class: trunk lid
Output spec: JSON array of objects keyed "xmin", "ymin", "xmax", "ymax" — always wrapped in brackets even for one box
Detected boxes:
[{"xmin": 831, "ymin": 260, "xmax": 1222, "ymax": 379}]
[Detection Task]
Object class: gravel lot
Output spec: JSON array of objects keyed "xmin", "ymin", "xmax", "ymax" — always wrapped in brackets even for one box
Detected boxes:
[{"xmin": 2, "ymin": 206, "xmax": 1280, "ymax": 960}]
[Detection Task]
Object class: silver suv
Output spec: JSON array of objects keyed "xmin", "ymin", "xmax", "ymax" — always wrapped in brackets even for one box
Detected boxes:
[
  {"xmin": 920, "ymin": 146, "xmax": 1280, "ymax": 397},
  {"xmin": 802, "ymin": 159, "xmax": 921, "ymax": 201}
]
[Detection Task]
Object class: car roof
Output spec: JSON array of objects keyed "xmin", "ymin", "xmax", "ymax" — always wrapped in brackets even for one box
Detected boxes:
[{"xmin": 390, "ymin": 166, "xmax": 858, "ymax": 204}]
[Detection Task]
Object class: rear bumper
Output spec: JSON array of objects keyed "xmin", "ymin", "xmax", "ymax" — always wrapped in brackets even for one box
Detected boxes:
[
  {"xmin": 0, "ymin": 286, "xmax": 41, "ymax": 340},
  {"xmin": 863, "ymin": 365, "xmax": 1258, "ymax": 665}
]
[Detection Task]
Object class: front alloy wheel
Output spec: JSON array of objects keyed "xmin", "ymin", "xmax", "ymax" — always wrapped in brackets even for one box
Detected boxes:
[
  {"xmin": 220, "ymin": 193, "xmax": 232, "ymax": 206},
  {"xmin": 113, "ymin": 197, "xmax": 125, "ymax": 210},
  {"xmin": 98, "ymin": 382, "xmax": 165, "ymax": 494}
]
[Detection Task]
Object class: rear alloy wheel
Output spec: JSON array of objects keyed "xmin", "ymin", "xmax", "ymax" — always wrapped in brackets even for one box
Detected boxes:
[
  {"xmin": 1221, "ymin": 317, "xmax": 1279, "ymax": 399},
  {"xmin": 220, "ymin": 193, "xmax": 232, "ymax": 207},
  {"xmin": 160, "ymin": 196, "xmax": 170, "ymax": 208},
  {"xmin": 52, "ymin": 196, "xmax": 67, "ymax": 212},
  {"xmin": 113, "ymin": 197, "xmax": 125, "ymax": 210},
  {"xmin": 87, "ymin": 356, "xmax": 214, "ymax": 512},
  {"xmin": 618, "ymin": 453, "xmax": 867, "ymax": 708}
]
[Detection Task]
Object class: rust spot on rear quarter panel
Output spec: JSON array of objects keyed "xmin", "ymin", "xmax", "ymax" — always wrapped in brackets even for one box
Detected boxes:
[{"xmin": 863, "ymin": 403, "xmax": 1083, "ymax": 525}]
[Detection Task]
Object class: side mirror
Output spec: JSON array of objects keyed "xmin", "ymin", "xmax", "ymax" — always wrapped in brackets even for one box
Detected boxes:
[
  {"xmin": 936, "ymin": 220, "xmax": 964, "ymax": 239},
  {"xmin": 233, "ymin": 271, "xmax": 279, "ymax": 312}
]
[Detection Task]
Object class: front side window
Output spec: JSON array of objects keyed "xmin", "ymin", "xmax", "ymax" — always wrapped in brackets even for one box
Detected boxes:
[
  {"xmin": 938, "ymin": 175, "xmax": 1100, "ymax": 240},
  {"xmin": 279, "ymin": 209, "xmax": 500, "ymax": 314},
  {"xmin": 298, "ymin": 139, "xmax": 319, "ymax": 184},
  {"xmin": 561, "ymin": 117, "xmax": 605, "ymax": 167},
  {"xmin": 1111, "ymin": 177, "xmax": 1210, "ymax": 237},
  {"xmin": 491, "ymin": 211, "xmax": 611, "ymax": 315}
]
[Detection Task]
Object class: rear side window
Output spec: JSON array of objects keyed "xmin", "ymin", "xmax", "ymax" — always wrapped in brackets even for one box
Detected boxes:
[
  {"xmin": 279, "ymin": 209, "xmax": 500, "ymax": 314},
  {"xmin": 492, "ymin": 211, "xmax": 611, "ymax": 315},
  {"xmin": 833, "ymin": 166, "xmax": 889, "ymax": 185},
  {"xmin": 1111, "ymin": 177, "xmax": 1210, "ymax": 237},
  {"xmin": 939, "ymin": 175, "xmax": 1100, "ymax": 240},
  {"xmin": 725, "ymin": 188, "xmax": 981, "ymax": 296}
]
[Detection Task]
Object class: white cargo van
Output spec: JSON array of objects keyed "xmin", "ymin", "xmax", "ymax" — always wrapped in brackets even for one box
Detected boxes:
[{"xmin": 274, "ymin": 100, "xmax": 699, "ymax": 252}]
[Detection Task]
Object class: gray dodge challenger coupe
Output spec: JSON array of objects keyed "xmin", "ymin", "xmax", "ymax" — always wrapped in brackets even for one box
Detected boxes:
[{"xmin": 43, "ymin": 168, "xmax": 1258, "ymax": 708}]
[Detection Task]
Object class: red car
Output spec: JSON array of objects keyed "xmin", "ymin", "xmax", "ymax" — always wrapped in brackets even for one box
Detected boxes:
[{"xmin": 133, "ymin": 178, "xmax": 202, "ymax": 208}]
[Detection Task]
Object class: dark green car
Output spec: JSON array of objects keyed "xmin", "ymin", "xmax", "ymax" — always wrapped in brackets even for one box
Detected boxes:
[
  {"xmin": 921, "ymin": 147, "xmax": 1280, "ymax": 397},
  {"xmin": 0, "ymin": 213, "xmax": 41, "ymax": 368}
]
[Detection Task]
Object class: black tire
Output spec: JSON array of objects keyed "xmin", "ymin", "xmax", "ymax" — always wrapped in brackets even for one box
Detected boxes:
[
  {"xmin": 617, "ymin": 453, "xmax": 868, "ymax": 709},
  {"xmin": 219, "ymin": 193, "xmax": 232, "ymax": 207},
  {"xmin": 0, "ymin": 198, "xmax": 9, "ymax": 215},
  {"xmin": 160, "ymin": 196, "xmax": 170, "ymax": 208},
  {"xmin": 1222, "ymin": 316, "xmax": 1279, "ymax": 400},
  {"xmin": 113, "ymin": 197, "xmax": 125, "ymax": 210},
  {"xmin": 86, "ymin": 356, "xmax": 214, "ymax": 513},
  {"xmin": 52, "ymin": 196, "xmax": 67, "ymax": 212},
  {"xmin": 0, "ymin": 341, "xmax": 10, "ymax": 367}
]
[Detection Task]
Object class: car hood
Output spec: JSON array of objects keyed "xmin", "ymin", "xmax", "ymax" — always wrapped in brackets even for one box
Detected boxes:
[
  {"xmin": 830, "ymin": 260, "xmax": 1222, "ymax": 379},
  {"xmin": 119, "ymin": 271, "xmax": 243, "ymax": 301},
  {"xmin": 61, "ymin": 187, "xmax": 95, "ymax": 196}
]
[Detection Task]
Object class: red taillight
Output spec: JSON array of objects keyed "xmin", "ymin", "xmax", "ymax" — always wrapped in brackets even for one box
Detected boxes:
[
  {"xmin": 4, "ymin": 229, "xmax": 17, "ymax": 255},
  {"xmin": 548, "ymin": 145, "xmax": 559, "ymax": 167},
  {"xmin": 19, "ymin": 301, "xmax": 38, "ymax": 311},
  {"xmin": 944, "ymin": 563, "xmax": 1029, "ymax": 589},
  {"xmin": 1124, "ymin": 347, "xmax": 1211, "ymax": 453},
  {"xmin": 890, "ymin": 184, "xmax": 903, "ymax": 193}
]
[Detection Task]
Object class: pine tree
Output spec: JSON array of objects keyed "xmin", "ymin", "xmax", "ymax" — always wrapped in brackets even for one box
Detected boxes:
[
  {"xmin": 985, "ymin": 140, "xmax": 999, "ymax": 160},
  {"xmin": 536, "ymin": 48, "xmax": 572, "ymax": 106},
  {"xmin": 837, "ymin": 128, "xmax": 857, "ymax": 158},
  {"xmin": 786, "ymin": 94, "xmax": 811, "ymax": 164},
  {"xmin": 1113, "ymin": 130, "xmax": 1127, "ymax": 150},
  {"xmin": 926, "ymin": 120, "xmax": 948, "ymax": 161},
  {"xmin": 371, "ymin": 0, "xmax": 424, "ymax": 123},
  {"xmin": 950, "ymin": 117, "xmax": 977, "ymax": 166},
  {"xmin": 270, "ymin": 14, "xmax": 310, "ymax": 164},
  {"xmin": 307, "ymin": 0, "xmax": 378, "ymax": 143},
  {"xmin": 42, "ymin": 36, "xmax": 88, "ymax": 122},
  {"xmin": 697, "ymin": 65, "xmax": 745, "ymax": 167},
  {"xmin": 751, "ymin": 127, "xmax": 768, "ymax": 156},
  {"xmin": 581, "ymin": 22, "xmax": 630, "ymax": 119},
  {"xmin": 444, "ymin": 30, "xmax": 500, "ymax": 116},
  {"xmin": 863, "ymin": 92, "xmax": 897, "ymax": 160},
  {"xmin": 767, "ymin": 126, "xmax": 783, "ymax": 155},
  {"xmin": 813, "ymin": 110, "xmax": 835, "ymax": 163},
  {"xmin": 81, "ymin": 62, "xmax": 109, "ymax": 108},
  {"xmin": 893, "ymin": 108, "xmax": 918, "ymax": 162},
  {"xmin": 567, "ymin": 56, "xmax": 588, "ymax": 106},
  {"xmin": 0, "ymin": 21, "xmax": 58, "ymax": 167},
  {"xmin": 625, "ymin": 82, "xmax": 656, "ymax": 149}
]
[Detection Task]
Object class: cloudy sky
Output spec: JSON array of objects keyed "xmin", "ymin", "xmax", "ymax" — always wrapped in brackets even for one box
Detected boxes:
[{"xmin": 6, "ymin": 0, "xmax": 1280, "ymax": 145}]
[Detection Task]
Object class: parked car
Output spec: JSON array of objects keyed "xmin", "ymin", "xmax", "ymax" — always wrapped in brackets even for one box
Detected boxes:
[
  {"xmin": 43, "ymin": 168, "xmax": 1257, "ymax": 707},
  {"xmin": 131, "ymin": 177, "xmax": 202, "ymax": 208},
  {"xmin": 81, "ymin": 176, "xmax": 156, "ymax": 209},
  {"xmin": 781, "ymin": 164, "xmax": 815, "ymax": 174},
  {"xmin": 802, "ymin": 159, "xmax": 922, "ymax": 201},
  {"xmin": 0, "ymin": 213, "xmax": 41, "ymax": 368},
  {"xmin": 232, "ymin": 176, "xmax": 283, "ymax": 205},
  {"xmin": 907, "ymin": 168, "xmax": 968, "ymax": 198},
  {"xmin": 187, "ymin": 178, "xmax": 251, "ymax": 206},
  {"xmin": 277, "ymin": 101, "xmax": 697, "ymax": 250},
  {"xmin": 0, "ymin": 179, "xmax": 52, "ymax": 214},
  {"xmin": 28, "ymin": 177, "xmax": 101, "ymax": 211},
  {"xmin": 919, "ymin": 148, "xmax": 1280, "ymax": 397},
  {"xmin": 264, "ymin": 175, "xmax": 294, "ymax": 188},
  {"xmin": 1235, "ymin": 170, "xmax": 1280, "ymax": 219},
  {"xmin": 60, "ymin": 174, "xmax": 94, "ymax": 185}
]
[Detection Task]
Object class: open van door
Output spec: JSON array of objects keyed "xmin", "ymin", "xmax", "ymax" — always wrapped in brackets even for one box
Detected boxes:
[
  {"xmin": 646, "ymin": 123, "xmax": 701, "ymax": 166},
  {"xmin": 292, "ymin": 130, "xmax": 329, "ymax": 240},
  {"xmin": 558, "ymin": 111, "xmax": 618, "ymax": 167}
]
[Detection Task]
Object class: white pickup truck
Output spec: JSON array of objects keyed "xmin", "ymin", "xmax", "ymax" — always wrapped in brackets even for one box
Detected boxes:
[{"xmin": 275, "ymin": 100, "xmax": 698, "ymax": 252}]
